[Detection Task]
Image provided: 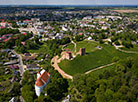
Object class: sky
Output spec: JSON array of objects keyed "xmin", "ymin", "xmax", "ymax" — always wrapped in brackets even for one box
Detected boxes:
[{"xmin": 0, "ymin": 0, "xmax": 138, "ymax": 5}]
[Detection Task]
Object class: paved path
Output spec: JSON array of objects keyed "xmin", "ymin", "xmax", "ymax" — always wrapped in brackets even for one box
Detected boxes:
[
  {"xmin": 51, "ymin": 56, "xmax": 73, "ymax": 80},
  {"xmin": 11, "ymin": 50, "xmax": 24, "ymax": 76}
]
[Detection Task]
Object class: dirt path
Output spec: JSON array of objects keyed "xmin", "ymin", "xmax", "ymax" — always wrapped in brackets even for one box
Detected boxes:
[
  {"xmin": 51, "ymin": 54, "xmax": 115, "ymax": 79},
  {"xmin": 85, "ymin": 63, "xmax": 115, "ymax": 74},
  {"xmin": 71, "ymin": 40, "xmax": 77, "ymax": 53},
  {"xmin": 117, "ymin": 48, "xmax": 138, "ymax": 54},
  {"xmin": 113, "ymin": 44, "xmax": 138, "ymax": 54},
  {"xmin": 51, "ymin": 56, "xmax": 73, "ymax": 80}
]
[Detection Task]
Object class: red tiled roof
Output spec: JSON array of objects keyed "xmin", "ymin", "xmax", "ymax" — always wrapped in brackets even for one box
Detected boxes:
[
  {"xmin": 35, "ymin": 71, "xmax": 50, "ymax": 87},
  {"xmin": 21, "ymin": 42, "xmax": 25, "ymax": 45},
  {"xmin": 10, "ymin": 65, "xmax": 19, "ymax": 69},
  {"xmin": 4, "ymin": 38, "xmax": 10, "ymax": 42}
]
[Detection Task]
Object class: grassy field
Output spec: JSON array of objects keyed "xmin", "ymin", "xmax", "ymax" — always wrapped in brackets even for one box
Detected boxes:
[
  {"xmin": 121, "ymin": 45, "xmax": 138, "ymax": 52},
  {"xmin": 28, "ymin": 43, "xmax": 48, "ymax": 54},
  {"xmin": 59, "ymin": 41, "xmax": 138, "ymax": 75},
  {"xmin": 65, "ymin": 40, "xmax": 99, "ymax": 53}
]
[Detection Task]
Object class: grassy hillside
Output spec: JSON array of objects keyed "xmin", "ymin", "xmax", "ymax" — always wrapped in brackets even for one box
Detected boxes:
[
  {"xmin": 66, "ymin": 40, "xmax": 98, "ymax": 53},
  {"xmin": 59, "ymin": 41, "xmax": 138, "ymax": 75}
]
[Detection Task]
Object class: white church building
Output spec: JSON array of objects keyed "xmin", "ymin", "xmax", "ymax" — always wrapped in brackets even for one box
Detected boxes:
[{"xmin": 35, "ymin": 69, "xmax": 50, "ymax": 96}]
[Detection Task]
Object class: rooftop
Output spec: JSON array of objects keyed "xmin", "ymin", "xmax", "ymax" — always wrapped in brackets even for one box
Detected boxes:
[{"xmin": 35, "ymin": 70, "xmax": 50, "ymax": 87}]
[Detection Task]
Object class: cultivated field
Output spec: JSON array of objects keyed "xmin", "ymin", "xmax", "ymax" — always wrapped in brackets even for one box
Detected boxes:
[
  {"xmin": 59, "ymin": 41, "xmax": 138, "ymax": 75},
  {"xmin": 113, "ymin": 10, "xmax": 138, "ymax": 13}
]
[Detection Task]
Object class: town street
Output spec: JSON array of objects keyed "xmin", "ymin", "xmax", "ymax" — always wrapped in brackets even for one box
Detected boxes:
[{"xmin": 11, "ymin": 50, "xmax": 24, "ymax": 76}]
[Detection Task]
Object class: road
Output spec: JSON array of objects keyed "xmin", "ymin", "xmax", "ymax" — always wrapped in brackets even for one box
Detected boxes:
[
  {"xmin": 11, "ymin": 50, "xmax": 24, "ymax": 76},
  {"xmin": 51, "ymin": 56, "xmax": 73, "ymax": 80}
]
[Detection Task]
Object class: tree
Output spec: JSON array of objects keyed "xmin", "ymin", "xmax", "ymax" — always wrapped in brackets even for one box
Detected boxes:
[
  {"xmin": 112, "ymin": 56, "xmax": 120, "ymax": 62},
  {"xmin": 115, "ymin": 40, "xmax": 120, "ymax": 45},
  {"xmin": 75, "ymin": 34, "xmax": 84, "ymax": 41},
  {"xmin": 19, "ymin": 46, "xmax": 26, "ymax": 53}
]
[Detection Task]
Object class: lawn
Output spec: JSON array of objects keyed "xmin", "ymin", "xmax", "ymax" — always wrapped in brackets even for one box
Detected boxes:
[{"xmin": 59, "ymin": 41, "xmax": 138, "ymax": 75}]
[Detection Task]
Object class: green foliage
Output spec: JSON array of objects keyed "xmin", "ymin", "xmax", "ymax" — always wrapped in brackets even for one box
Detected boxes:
[
  {"xmin": 71, "ymin": 57, "xmax": 138, "ymax": 102},
  {"xmin": 115, "ymin": 40, "xmax": 120, "ymax": 45},
  {"xmin": 75, "ymin": 34, "xmax": 84, "ymax": 41},
  {"xmin": 21, "ymin": 84, "xmax": 35, "ymax": 102},
  {"xmin": 0, "ymin": 28, "xmax": 19, "ymax": 36},
  {"xmin": 122, "ymin": 41, "xmax": 133, "ymax": 48},
  {"xmin": 112, "ymin": 56, "xmax": 120, "ymax": 62},
  {"xmin": 45, "ymin": 70, "xmax": 69, "ymax": 101},
  {"xmin": 21, "ymin": 71, "xmax": 36, "ymax": 102}
]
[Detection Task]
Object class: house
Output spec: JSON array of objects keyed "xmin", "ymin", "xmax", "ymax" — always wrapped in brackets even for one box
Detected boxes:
[
  {"xmin": 23, "ymin": 53, "xmax": 36, "ymax": 61},
  {"xmin": 102, "ymin": 26, "xmax": 108, "ymax": 30},
  {"xmin": 62, "ymin": 51, "xmax": 73, "ymax": 60},
  {"xmin": 10, "ymin": 65, "xmax": 19, "ymax": 69},
  {"xmin": 21, "ymin": 42, "xmax": 26, "ymax": 46},
  {"xmin": 16, "ymin": 22, "xmax": 27, "ymax": 26},
  {"xmin": 24, "ymin": 53, "xmax": 31, "ymax": 57},
  {"xmin": 4, "ymin": 60, "xmax": 18, "ymax": 65},
  {"xmin": 26, "ymin": 64, "xmax": 40, "ymax": 70},
  {"xmin": 35, "ymin": 69, "xmax": 50, "ymax": 96},
  {"xmin": 62, "ymin": 26, "xmax": 68, "ymax": 31},
  {"xmin": 0, "ymin": 22, "xmax": 10, "ymax": 27},
  {"xmin": 88, "ymin": 36, "xmax": 92, "ymax": 40},
  {"xmin": 9, "ymin": 97, "xmax": 17, "ymax": 102}
]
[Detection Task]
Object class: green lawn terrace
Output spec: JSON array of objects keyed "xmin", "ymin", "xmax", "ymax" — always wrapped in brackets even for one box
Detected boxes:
[{"xmin": 59, "ymin": 40, "xmax": 138, "ymax": 76}]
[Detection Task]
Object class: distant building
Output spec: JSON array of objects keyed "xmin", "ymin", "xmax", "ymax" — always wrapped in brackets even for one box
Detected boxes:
[
  {"xmin": 62, "ymin": 26, "xmax": 68, "ymax": 31},
  {"xmin": 9, "ymin": 97, "xmax": 17, "ymax": 102},
  {"xmin": 10, "ymin": 65, "xmax": 19, "ymax": 69},
  {"xmin": 26, "ymin": 64, "xmax": 40, "ymax": 70},
  {"xmin": 23, "ymin": 54, "xmax": 36, "ymax": 61},
  {"xmin": 0, "ymin": 22, "xmax": 11, "ymax": 28},
  {"xmin": 65, "ymin": 51, "xmax": 73, "ymax": 60},
  {"xmin": 4, "ymin": 60, "xmax": 18, "ymax": 65},
  {"xmin": 35, "ymin": 69, "xmax": 50, "ymax": 96},
  {"xmin": 88, "ymin": 36, "xmax": 92, "ymax": 40},
  {"xmin": 79, "ymin": 48, "xmax": 86, "ymax": 56},
  {"xmin": 24, "ymin": 53, "xmax": 31, "ymax": 57}
]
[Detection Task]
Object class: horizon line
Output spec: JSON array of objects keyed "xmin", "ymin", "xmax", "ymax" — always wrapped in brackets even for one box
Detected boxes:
[{"xmin": 0, "ymin": 4, "xmax": 137, "ymax": 6}]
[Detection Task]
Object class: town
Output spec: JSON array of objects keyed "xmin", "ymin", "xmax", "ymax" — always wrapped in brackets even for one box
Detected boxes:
[{"xmin": 0, "ymin": 5, "xmax": 138, "ymax": 102}]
